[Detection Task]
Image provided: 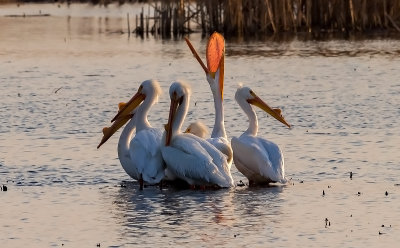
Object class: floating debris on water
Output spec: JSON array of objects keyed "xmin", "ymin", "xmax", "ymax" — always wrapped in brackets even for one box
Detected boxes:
[
  {"xmin": 237, "ymin": 180, "xmax": 245, "ymax": 187},
  {"xmin": 2, "ymin": 185, "xmax": 7, "ymax": 191},
  {"xmin": 350, "ymin": 171, "xmax": 353, "ymax": 179},
  {"xmin": 325, "ymin": 218, "xmax": 329, "ymax": 228},
  {"xmin": 5, "ymin": 13, "xmax": 50, "ymax": 18},
  {"xmin": 322, "ymin": 190, "xmax": 325, "ymax": 196},
  {"xmin": 385, "ymin": 191, "xmax": 389, "ymax": 196},
  {"xmin": 54, "ymin": 87, "xmax": 63, "ymax": 94}
]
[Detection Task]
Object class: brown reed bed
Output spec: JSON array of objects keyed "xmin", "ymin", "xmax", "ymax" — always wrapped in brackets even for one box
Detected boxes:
[
  {"xmin": 198, "ymin": 0, "xmax": 400, "ymax": 36},
  {"xmin": 131, "ymin": 0, "xmax": 400, "ymax": 38},
  {"xmin": 8, "ymin": 0, "xmax": 400, "ymax": 38}
]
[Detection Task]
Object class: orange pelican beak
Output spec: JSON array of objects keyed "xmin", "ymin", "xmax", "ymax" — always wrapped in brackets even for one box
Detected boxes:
[
  {"xmin": 185, "ymin": 32, "xmax": 225, "ymax": 100},
  {"xmin": 97, "ymin": 111, "xmax": 134, "ymax": 149},
  {"xmin": 185, "ymin": 37, "xmax": 209, "ymax": 74},
  {"xmin": 165, "ymin": 92, "xmax": 180, "ymax": 146},
  {"xmin": 206, "ymin": 32, "xmax": 225, "ymax": 100},
  {"xmin": 247, "ymin": 91, "xmax": 291, "ymax": 128},
  {"xmin": 111, "ymin": 86, "xmax": 145, "ymax": 122}
]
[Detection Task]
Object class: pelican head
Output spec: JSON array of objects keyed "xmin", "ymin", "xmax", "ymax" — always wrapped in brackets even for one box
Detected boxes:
[
  {"xmin": 236, "ymin": 86, "xmax": 291, "ymax": 128},
  {"xmin": 185, "ymin": 32, "xmax": 225, "ymax": 100},
  {"xmin": 97, "ymin": 79, "xmax": 161, "ymax": 148},
  {"xmin": 184, "ymin": 121, "xmax": 210, "ymax": 138},
  {"xmin": 111, "ymin": 79, "xmax": 161, "ymax": 122},
  {"xmin": 165, "ymin": 81, "xmax": 191, "ymax": 146}
]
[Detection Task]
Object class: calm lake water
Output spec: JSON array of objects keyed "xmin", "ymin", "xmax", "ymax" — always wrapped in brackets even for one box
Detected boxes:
[{"xmin": 1, "ymin": 3, "xmax": 400, "ymax": 247}]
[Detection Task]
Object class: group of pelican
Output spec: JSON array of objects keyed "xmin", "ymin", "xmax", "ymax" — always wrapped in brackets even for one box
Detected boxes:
[{"xmin": 97, "ymin": 32, "xmax": 290, "ymax": 189}]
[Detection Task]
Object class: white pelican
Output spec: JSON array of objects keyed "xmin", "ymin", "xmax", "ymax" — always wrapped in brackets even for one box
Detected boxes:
[
  {"xmin": 231, "ymin": 86, "xmax": 291, "ymax": 185},
  {"xmin": 184, "ymin": 121, "xmax": 209, "ymax": 138},
  {"xmin": 162, "ymin": 81, "xmax": 234, "ymax": 188},
  {"xmin": 185, "ymin": 32, "xmax": 233, "ymax": 164},
  {"xmin": 98, "ymin": 80, "xmax": 165, "ymax": 189}
]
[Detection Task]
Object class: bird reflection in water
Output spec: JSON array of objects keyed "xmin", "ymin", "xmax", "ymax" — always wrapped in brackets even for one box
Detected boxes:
[{"xmin": 104, "ymin": 182, "xmax": 286, "ymax": 245}]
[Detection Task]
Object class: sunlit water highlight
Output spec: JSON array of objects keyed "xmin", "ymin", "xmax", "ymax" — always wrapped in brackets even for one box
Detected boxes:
[{"xmin": 1, "ymin": 3, "xmax": 400, "ymax": 247}]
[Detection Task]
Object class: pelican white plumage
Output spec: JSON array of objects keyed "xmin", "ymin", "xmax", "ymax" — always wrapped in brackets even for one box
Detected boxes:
[
  {"xmin": 98, "ymin": 104, "xmax": 138, "ymax": 178},
  {"xmin": 231, "ymin": 86, "xmax": 291, "ymax": 185},
  {"xmin": 98, "ymin": 80, "xmax": 165, "ymax": 189},
  {"xmin": 184, "ymin": 121, "xmax": 209, "ymax": 138},
  {"xmin": 185, "ymin": 32, "xmax": 233, "ymax": 165},
  {"xmin": 162, "ymin": 81, "xmax": 234, "ymax": 188}
]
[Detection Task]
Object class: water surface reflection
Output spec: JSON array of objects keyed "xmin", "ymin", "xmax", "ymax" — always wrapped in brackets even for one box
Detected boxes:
[{"xmin": 111, "ymin": 183, "xmax": 285, "ymax": 246}]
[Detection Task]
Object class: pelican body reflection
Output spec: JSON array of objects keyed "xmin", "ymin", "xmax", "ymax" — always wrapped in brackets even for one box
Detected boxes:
[{"xmin": 106, "ymin": 182, "xmax": 285, "ymax": 246}]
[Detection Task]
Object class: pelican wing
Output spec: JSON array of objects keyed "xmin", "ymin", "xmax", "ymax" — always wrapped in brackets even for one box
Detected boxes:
[
  {"xmin": 207, "ymin": 137, "xmax": 233, "ymax": 165},
  {"xmin": 232, "ymin": 134, "xmax": 285, "ymax": 183},
  {"xmin": 162, "ymin": 134, "xmax": 232, "ymax": 187},
  {"xmin": 192, "ymin": 134, "xmax": 233, "ymax": 186},
  {"xmin": 129, "ymin": 128, "xmax": 165, "ymax": 184},
  {"xmin": 258, "ymin": 137, "xmax": 285, "ymax": 183}
]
